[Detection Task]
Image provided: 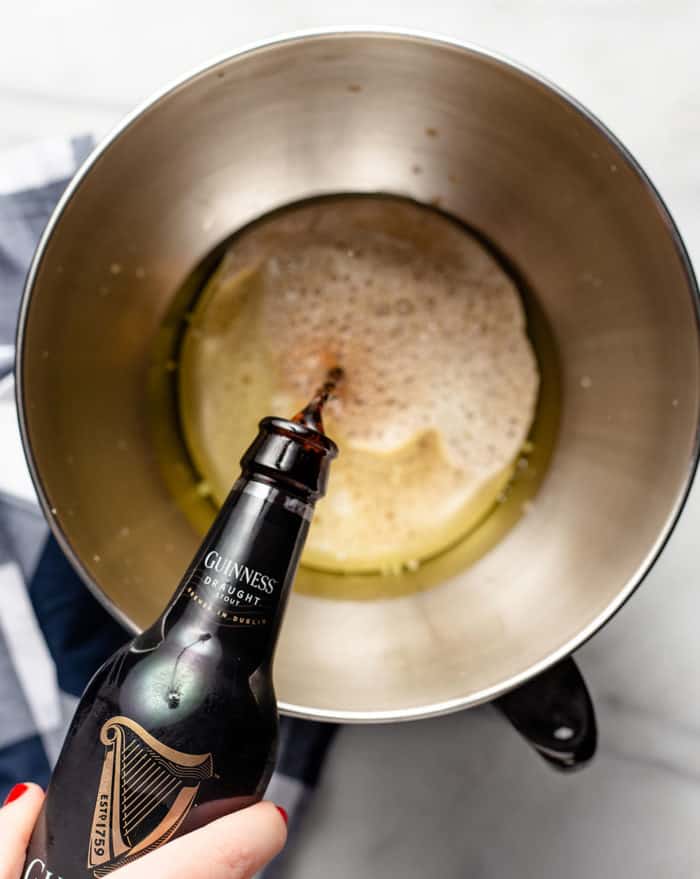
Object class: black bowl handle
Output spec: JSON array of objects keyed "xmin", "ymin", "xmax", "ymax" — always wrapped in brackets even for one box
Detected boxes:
[{"xmin": 494, "ymin": 657, "xmax": 597, "ymax": 771}]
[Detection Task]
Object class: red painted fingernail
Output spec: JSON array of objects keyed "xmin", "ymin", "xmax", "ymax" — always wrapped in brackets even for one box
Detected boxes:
[
  {"xmin": 276, "ymin": 805, "xmax": 288, "ymax": 825},
  {"xmin": 3, "ymin": 783, "xmax": 29, "ymax": 806}
]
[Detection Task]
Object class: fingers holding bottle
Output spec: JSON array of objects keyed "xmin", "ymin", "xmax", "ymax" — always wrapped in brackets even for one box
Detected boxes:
[{"xmin": 114, "ymin": 801, "xmax": 288, "ymax": 879}]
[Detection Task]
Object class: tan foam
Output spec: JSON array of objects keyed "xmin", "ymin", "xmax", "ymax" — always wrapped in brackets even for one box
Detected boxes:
[{"xmin": 179, "ymin": 197, "xmax": 539, "ymax": 573}]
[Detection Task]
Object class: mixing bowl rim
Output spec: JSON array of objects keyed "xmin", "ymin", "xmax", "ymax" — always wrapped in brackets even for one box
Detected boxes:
[{"xmin": 15, "ymin": 27, "xmax": 700, "ymax": 722}]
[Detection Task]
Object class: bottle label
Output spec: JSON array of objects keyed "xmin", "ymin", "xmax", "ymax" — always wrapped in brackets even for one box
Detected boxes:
[
  {"xmin": 181, "ymin": 489, "xmax": 306, "ymax": 629},
  {"xmin": 86, "ymin": 716, "xmax": 213, "ymax": 875},
  {"xmin": 184, "ymin": 550, "xmax": 280, "ymax": 628}
]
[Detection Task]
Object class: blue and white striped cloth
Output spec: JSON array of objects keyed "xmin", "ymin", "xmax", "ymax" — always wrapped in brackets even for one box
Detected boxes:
[{"xmin": 0, "ymin": 137, "xmax": 336, "ymax": 876}]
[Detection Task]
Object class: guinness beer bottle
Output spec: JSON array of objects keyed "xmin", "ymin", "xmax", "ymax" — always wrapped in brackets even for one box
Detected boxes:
[{"xmin": 23, "ymin": 378, "xmax": 339, "ymax": 878}]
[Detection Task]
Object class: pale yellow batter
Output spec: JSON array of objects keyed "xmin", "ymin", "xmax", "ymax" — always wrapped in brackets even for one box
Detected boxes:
[{"xmin": 179, "ymin": 197, "xmax": 539, "ymax": 573}]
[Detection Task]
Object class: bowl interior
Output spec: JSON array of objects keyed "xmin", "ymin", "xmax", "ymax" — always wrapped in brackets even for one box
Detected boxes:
[{"xmin": 19, "ymin": 33, "xmax": 700, "ymax": 720}]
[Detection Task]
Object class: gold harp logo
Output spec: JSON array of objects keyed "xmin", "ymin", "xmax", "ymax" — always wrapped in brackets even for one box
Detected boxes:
[{"xmin": 87, "ymin": 716, "xmax": 214, "ymax": 876}]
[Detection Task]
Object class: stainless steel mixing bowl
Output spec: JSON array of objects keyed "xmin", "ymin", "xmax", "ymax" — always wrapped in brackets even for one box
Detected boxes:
[{"xmin": 17, "ymin": 30, "xmax": 700, "ymax": 722}]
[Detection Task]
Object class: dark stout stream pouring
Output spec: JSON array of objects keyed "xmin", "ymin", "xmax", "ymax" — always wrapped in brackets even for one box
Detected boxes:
[
  {"xmin": 291, "ymin": 366, "xmax": 344, "ymax": 433},
  {"xmin": 22, "ymin": 377, "xmax": 340, "ymax": 879}
]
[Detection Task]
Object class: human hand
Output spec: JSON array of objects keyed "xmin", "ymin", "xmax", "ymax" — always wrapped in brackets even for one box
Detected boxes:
[{"xmin": 1, "ymin": 783, "xmax": 287, "ymax": 879}]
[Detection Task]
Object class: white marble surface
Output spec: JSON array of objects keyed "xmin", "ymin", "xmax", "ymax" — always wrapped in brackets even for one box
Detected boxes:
[{"xmin": 2, "ymin": 2, "xmax": 700, "ymax": 876}]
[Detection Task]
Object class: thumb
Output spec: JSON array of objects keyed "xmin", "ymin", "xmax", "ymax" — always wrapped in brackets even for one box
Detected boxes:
[
  {"xmin": 115, "ymin": 801, "xmax": 287, "ymax": 879},
  {"xmin": 0, "ymin": 783, "xmax": 45, "ymax": 879}
]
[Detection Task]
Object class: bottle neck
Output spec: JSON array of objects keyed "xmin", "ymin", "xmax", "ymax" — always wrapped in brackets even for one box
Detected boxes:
[{"xmin": 151, "ymin": 477, "xmax": 313, "ymax": 666}]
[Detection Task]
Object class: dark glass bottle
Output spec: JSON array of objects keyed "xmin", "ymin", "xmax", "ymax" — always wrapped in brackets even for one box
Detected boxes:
[{"xmin": 23, "ymin": 414, "xmax": 337, "ymax": 879}]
